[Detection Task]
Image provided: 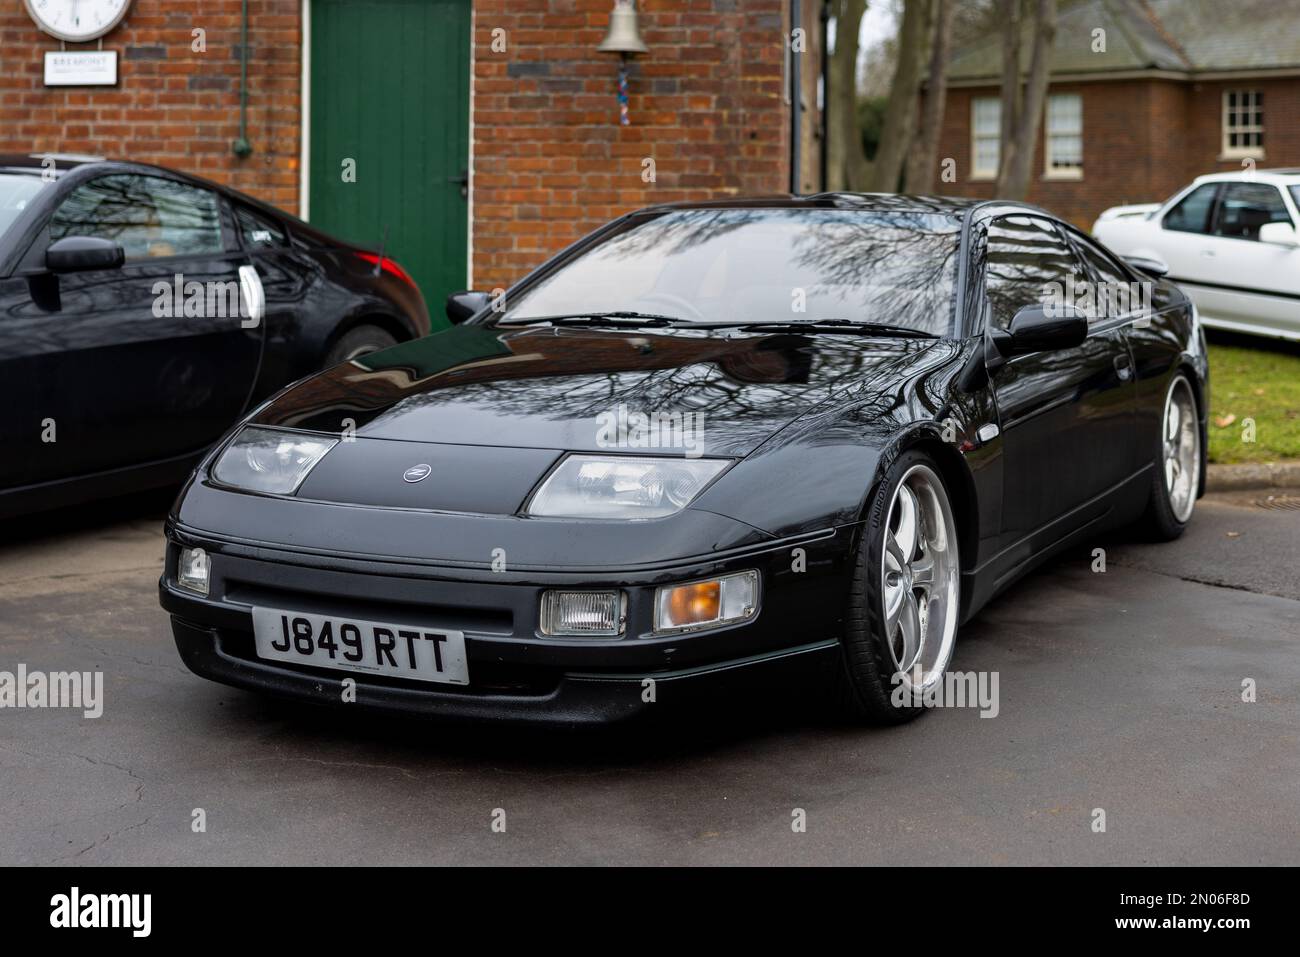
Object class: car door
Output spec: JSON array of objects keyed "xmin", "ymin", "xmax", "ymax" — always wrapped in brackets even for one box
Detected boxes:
[
  {"xmin": 20, "ymin": 173, "xmax": 264, "ymax": 482},
  {"xmin": 230, "ymin": 203, "xmax": 320, "ymax": 393},
  {"xmin": 1145, "ymin": 182, "xmax": 1221, "ymax": 288},
  {"xmin": 983, "ymin": 215, "xmax": 1137, "ymax": 554},
  {"xmin": 1192, "ymin": 181, "xmax": 1300, "ymax": 336}
]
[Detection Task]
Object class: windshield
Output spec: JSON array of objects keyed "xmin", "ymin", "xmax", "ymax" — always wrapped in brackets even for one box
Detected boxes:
[
  {"xmin": 0, "ymin": 173, "xmax": 47, "ymax": 241},
  {"xmin": 497, "ymin": 207, "xmax": 962, "ymax": 336}
]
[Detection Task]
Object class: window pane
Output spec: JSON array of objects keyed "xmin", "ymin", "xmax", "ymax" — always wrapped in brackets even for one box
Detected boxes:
[
  {"xmin": 1214, "ymin": 183, "xmax": 1290, "ymax": 241},
  {"xmin": 984, "ymin": 216, "xmax": 1084, "ymax": 331},
  {"xmin": 502, "ymin": 207, "xmax": 963, "ymax": 336},
  {"xmin": 50, "ymin": 174, "xmax": 222, "ymax": 261},
  {"xmin": 973, "ymin": 97, "xmax": 1000, "ymax": 134},
  {"xmin": 1163, "ymin": 183, "xmax": 1218, "ymax": 234},
  {"xmin": 237, "ymin": 206, "xmax": 287, "ymax": 249}
]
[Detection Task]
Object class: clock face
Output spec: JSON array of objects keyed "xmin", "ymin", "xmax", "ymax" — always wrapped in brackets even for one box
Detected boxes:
[{"xmin": 25, "ymin": 0, "xmax": 132, "ymax": 43}]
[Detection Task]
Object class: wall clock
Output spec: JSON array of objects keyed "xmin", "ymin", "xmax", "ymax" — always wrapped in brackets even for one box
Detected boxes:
[{"xmin": 24, "ymin": 0, "xmax": 132, "ymax": 43}]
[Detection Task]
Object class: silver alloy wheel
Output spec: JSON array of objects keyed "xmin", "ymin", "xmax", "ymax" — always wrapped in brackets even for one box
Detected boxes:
[
  {"xmin": 880, "ymin": 464, "xmax": 960, "ymax": 694},
  {"xmin": 1162, "ymin": 375, "xmax": 1200, "ymax": 523}
]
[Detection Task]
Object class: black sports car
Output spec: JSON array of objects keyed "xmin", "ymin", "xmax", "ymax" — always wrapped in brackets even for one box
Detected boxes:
[
  {"xmin": 0, "ymin": 154, "xmax": 430, "ymax": 518},
  {"xmin": 159, "ymin": 195, "xmax": 1208, "ymax": 725}
]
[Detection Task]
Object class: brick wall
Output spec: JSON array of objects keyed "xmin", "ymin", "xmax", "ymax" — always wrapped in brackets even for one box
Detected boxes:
[
  {"xmin": 469, "ymin": 0, "xmax": 791, "ymax": 291},
  {"xmin": 935, "ymin": 76, "xmax": 1300, "ymax": 229},
  {"xmin": 2, "ymin": 0, "xmax": 794, "ymax": 287},
  {"xmin": 0, "ymin": 0, "xmax": 302, "ymax": 212}
]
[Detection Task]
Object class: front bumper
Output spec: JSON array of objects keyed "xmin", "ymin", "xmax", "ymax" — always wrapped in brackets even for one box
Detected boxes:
[{"xmin": 160, "ymin": 521, "xmax": 854, "ymax": 726}]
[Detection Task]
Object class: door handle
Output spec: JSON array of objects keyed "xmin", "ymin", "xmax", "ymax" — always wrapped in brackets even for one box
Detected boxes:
[
  {"xmin": 1113, "ymin": 353, "xmax": 1133, "ymax": 381},
  {"xmin": 448, "ymin": 170, "xmax": 469, "ymax": 198},
  {"xmin": 238, "ymin": 264, "xmax": 265, "ymax": 330},
  {"xmin": 1200, "ymin": 249, "xmax": 1216, "ymax": 257}
]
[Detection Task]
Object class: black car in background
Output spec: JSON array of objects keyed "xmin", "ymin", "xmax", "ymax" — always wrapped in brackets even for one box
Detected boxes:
[{"xmin": 0, "ymin": 154, "xmax": 430, "ymax": 518}]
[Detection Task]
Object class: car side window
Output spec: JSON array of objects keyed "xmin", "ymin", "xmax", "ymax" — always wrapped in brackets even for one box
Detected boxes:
[
  {"xmin": 50, "ymin": 174, "xmax": 223, "ymax": 262},
  {"xmin": 1069, "ymin": 232, "xmax": 1144, "ymax": 323},
  {"xmin": 236, "ymin": 206, "xmax": 287, "ymax": 250},
  {"xmin": 1162, "ymin": 184, "xmax": 1218, "ymax": 235},
  {"xmin": 1212, "ymin": 183, "xmax": 1292, "ymax": 241},
  {"xmin": 983, "ymin": 215, "xmax": 1083, "ymax": 332}
]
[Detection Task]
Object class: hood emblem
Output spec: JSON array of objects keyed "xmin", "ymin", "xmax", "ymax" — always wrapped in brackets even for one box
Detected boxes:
[{"xmin": 403, "ymin": 464, "xmax": 432, "ymax": 483}]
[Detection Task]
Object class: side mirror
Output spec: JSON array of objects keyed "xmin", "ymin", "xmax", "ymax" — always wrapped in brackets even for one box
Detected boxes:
[
  {"xmin": 445, "ymin": 289, "xmax": 490, "ymax": 325},
  {"xmin": 1123, "ymin": 254, "xmax": 1169, "ymax": 278},
  {"xmin": 992, "ymin": 303, "xmax": 1088, "ymax": 358},
  {"xmin": 46, "ymin": 236, "xmax": 125, "ymax": 273},
  {"xmin": 1258, "ymin": 222, "xmax": 1300, "ymax": 248}
]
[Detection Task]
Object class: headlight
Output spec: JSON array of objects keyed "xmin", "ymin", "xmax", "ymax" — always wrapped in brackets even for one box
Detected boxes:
[
  {"xmin": 211, "ymin": 427, "xmax": 337, "ymax": 495},
  {"xmin": 525, "ymin": 454, "xmax": 728, "ymax": 519}
]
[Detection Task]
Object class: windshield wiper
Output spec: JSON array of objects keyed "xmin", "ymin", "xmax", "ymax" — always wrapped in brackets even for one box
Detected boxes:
[
  {"xmin": 683, "ymin": 319, "xmax": 939, "ymax": 339},
  {"xmin": 496, "ymin": 311, "xmax": 682, "ymax": 328}
]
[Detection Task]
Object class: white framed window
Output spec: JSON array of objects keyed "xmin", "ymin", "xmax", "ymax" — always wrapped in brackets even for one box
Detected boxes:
[
  {"xmin": 1044, "ymin": 93, "xmax": 1083, "ymax": 179},
  {"xmin": 1222, "ymin": 90, "xmax": 1264, "ymax": 159},
  {"xmin": 971, "ymin": 97, "xmax": 1000, "ymax": 180}
]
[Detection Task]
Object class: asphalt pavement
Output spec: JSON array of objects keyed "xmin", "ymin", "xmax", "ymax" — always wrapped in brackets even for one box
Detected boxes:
[{"xmin": 0, "ymin": 489, "xmax": 1296, "ymax": 865}]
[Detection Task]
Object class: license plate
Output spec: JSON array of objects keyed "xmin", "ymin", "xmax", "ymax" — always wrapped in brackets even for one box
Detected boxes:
[{"xmin": 251, "ymin": 607, "xmax": 469, "ymax": 686}]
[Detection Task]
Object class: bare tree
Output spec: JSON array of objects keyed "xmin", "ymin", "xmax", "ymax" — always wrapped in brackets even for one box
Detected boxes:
[
  {"xmin": 869, "ymin": 0, "xmax": 931, "ymax": 192},
  {"xmin": 996, "ymin": 0, "xmax": 1057, "ymax": 199},
  {"xmin": 826, "ymin": 0, "xmax": 872, "ymax": 191},
  {"xmin": 995, "ymin": 0, "xmax": 1023, "ymax": 185},
  {"xmin": 904, "ymin": 0, "xmax": 958, "ymax": 194}
]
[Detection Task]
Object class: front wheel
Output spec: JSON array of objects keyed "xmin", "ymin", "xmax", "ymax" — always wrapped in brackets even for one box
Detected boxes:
[
  {"xmin": 323, "ymin": 324, "xmax": 397, "ymax": 367},
  {"xmin": 834, "ymin": 451, "xmax": 962, "ymax": 724},
  {"xmin": 1140, "ymin": 372, "xmax": 1202, "ymax": 541}
]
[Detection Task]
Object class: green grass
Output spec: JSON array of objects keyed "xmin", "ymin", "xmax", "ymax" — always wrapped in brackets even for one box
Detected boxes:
[{"xmin": 1205, "ymin": 334, "xmax": 1300, "ymax": 464}]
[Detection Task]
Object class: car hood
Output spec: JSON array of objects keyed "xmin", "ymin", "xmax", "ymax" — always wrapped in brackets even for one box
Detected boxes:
[{"xmin": 250, "ymin": 324, "xmax": 950, "ymax": 459}]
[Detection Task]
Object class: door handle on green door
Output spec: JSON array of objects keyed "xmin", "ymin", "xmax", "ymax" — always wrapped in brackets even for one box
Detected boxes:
[{"xmin": 448, "ymin": 170, "xmax": 469, "ymax": 198}]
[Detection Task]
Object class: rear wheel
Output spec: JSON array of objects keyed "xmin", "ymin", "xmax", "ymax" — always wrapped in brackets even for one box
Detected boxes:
[
  {"xmin": 834, "ymin": 451, "xmax": 962, "ymax": 723},
  {"xmin": 324, "ymin": 324, "xmax": 397, "ymax": 367},
  {"xmin": 1140, "ymin": 373, "xmax": 1201, "ymax": 540}
]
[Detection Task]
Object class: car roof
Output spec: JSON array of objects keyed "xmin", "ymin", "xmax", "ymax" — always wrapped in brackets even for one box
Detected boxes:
[
  {"xmin": 1191, "ymin": 169, "xmax": 1300, "ymax": 186},
  {"xmin": 637, "ymin": 192, "xmax": 991, "ymax": 216}
]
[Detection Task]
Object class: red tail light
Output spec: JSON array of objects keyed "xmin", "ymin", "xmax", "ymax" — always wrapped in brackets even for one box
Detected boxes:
[{"xmin": 356, "ymin": 252, "xmax": 417, "ymax": 289}]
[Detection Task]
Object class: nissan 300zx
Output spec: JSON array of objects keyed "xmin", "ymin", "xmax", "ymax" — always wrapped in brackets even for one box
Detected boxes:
[{"xmin": 159, "ymin": 195, "xmax": 1208, "ymax": 726}]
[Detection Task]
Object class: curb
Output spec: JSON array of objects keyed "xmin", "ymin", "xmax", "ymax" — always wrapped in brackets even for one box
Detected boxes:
[{"xmin": 1206, "ymin": 461, "xmax": 1300, "ymax": 493}]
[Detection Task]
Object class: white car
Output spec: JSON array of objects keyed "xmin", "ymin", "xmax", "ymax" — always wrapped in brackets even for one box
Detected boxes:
[{"xmin": 1093, "ymin": 170, "xmax": 1300, "ymax": 341}]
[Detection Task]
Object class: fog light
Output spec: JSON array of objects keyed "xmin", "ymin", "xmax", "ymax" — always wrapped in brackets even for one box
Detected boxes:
[
  {"xmin": 654, "ymin": 570, "xmax": 758, "ymax": 634},
  {"xmin": 178, "ymin": 547, "xmax": 210, "ymax": 596},
  {"xmin": 540, "ymin": 590, "xmax": 625, "ymax": 637}
]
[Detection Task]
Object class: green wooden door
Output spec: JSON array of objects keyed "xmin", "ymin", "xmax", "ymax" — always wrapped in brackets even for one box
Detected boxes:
[{"xmin": 309, "ymin": 0, "xmax": 470, "ymax": 328}]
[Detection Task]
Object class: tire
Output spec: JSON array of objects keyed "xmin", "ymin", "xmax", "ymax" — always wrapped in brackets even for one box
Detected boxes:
[
  {"xmin": 833, "ymin": 450, "xmax": 962, "ymax": 724},
  {"xmin": 1139, "ymin": 372, "xmax": 1201, "ymax": 542},
  {"xmin": 323, "ymin": 324, "xmax": 397, "ymax": 367}
]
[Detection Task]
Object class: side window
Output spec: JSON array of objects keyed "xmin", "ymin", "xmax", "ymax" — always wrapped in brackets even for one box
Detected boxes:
[
  {"xmin": 1070, "ymin": 232, "xmax": 1145, "ymax": 322},
  {"xmin": 1212, "ymin": 183, "xmax": 1291, "ymax": 241},
  {"xmin": 984, "ymin": 215, "xmax": 1083, "ymax": 331},
  {"xmin": 235, "ymin": 206, "xmax": 287, "ymax": 249},
  {"xmin": 1162, "ymin": 184, "xmax": 1218, "ymax": 235},
  {"xmin": 49, "ymin": 174, "xmax": 223, "ymax": 261}
]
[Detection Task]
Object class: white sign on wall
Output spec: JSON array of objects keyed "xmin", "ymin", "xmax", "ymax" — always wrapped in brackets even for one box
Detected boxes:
[{"xmin": 44, "ymin": 51, "xmax": 118, "ymax": 86}]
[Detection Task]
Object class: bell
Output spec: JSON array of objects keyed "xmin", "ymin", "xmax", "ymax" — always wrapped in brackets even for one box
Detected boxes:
[{"xmin": 598, "ymin": 0, "xmax": 649, "ymax": 55}]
